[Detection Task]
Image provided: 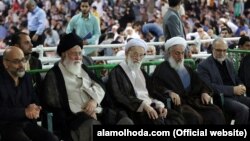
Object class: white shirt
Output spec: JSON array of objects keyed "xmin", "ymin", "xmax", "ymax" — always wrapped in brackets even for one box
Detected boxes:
[
  {"xmin": 120, "ymin": 61, "xmax": 164, "ymax": 112},
  {"xmin": 59, "ymin": 62, "xmax": 105, "ymax": 113}
]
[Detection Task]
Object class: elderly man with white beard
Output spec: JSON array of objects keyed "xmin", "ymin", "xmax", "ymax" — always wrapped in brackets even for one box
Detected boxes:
[
  {"xmin": 42, "ymin": 33, "xmax": 133, "ymax": 141},
  {"xmin": 106, "ymin": 38, "xmax": 185, "ymax": 125},
  {"xmin": 151, "ymin": 37, "xmax": 226, "ymax": 124},
  {"xmin": 197, "ymin": 37, "xmax": 250, "ymax": 124}
]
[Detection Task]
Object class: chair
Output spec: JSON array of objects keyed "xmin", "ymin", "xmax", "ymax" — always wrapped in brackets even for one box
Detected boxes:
[
  {"xmin": 27, "ymin": 69, "xmax": 54, "ymax": 132},
  {"xmin": 218, "ymin": 93, "xmax": 235, "ymax": 125}
]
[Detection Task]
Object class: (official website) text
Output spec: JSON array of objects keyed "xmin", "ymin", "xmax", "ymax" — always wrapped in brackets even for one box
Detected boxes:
[{"xmin": 96, "ymin": 128, "xmax": 247, "ymax": 138}]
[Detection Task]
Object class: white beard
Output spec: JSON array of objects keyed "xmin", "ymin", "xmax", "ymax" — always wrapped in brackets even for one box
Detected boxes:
[
  {"xmin": 168, "ymin": 56, "xmax": 185, "ymax": 71},
  {"xmin": 127, "ymin": 57, "xmax": 142, "ymax": 71},
  {"xmin": 63, "ymin": 58, "xmax": 82, "ymax": 76}
]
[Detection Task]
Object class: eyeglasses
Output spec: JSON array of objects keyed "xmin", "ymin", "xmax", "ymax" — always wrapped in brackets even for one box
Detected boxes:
[
  {"xmin": 214, "ymin": 48, "xmax": 227, "ymax": 53},
  {"xmin": 5, "ymin": 58, "xmax": 28, "ymax": 65}
]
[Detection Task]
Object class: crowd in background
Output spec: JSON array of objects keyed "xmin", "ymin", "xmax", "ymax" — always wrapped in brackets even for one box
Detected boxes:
[{"xmin": 0, "ymin": 0, "xmax": 249, "ymax": 53}]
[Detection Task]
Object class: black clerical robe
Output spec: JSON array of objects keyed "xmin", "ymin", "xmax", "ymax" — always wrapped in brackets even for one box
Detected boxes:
[
  {"xmin": 151, "ymin": 61, "xmax": 225, "ymax": 124},
  {"xmin": 107, "ymin": 64, "xmax": 185, "ymax": 125},
  {"xmin": 42, "ymin": 63, "xmax": 106, "ymax": 140}
]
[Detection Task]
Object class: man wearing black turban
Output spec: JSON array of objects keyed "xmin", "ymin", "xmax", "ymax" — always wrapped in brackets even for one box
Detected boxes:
[{"xmin": 42, "ymin": 33, "xmax": 133, "ymax": 141}]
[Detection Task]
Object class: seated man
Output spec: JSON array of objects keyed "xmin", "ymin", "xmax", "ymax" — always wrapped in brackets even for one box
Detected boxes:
[
  {"xmin": 197, "ymin": 37, "xmax": 250, "ymax": 124},
  {"xmin": 42, "ymin": 33, "xmax": 132, "ymax": 141},
  {"xmin": 10, "ymin": 32, "xmax": 42, "ymax": 98},
  {"xmin": 107, "ymin": 38, "xmax": 185, "ymax": 125},
  {"xmin": 238, "ymin": 35, "xmax": 250, "ymax": 95},
  {"xmin": 151, "ymin": 37, "xmax": 225, "ymax": 124},
  {"xmin": 0, "ymin": 47, "xmax": 58, "ymax": 141}
]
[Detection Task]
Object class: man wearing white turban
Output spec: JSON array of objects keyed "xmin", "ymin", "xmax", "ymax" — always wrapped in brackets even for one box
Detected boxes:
[
  {"xmin": 151, "ymin": 37, "xmax": 226, "ymax": 124},
  {"xmin": 164, "ymin": 36, "xmax": 187, "ymax": 51},
  {"xmin": 107, "ymin": 38, "xmax": 185, "ymax": 125}
]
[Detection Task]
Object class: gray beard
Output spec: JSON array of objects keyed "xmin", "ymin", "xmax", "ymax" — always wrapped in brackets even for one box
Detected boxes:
[{"xmin": 215, "ymin": 57, "xmax": 226, "ymax": 64}]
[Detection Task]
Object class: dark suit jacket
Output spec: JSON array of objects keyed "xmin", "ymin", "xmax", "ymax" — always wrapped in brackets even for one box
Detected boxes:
[
  {"xmin": 197, "ymin": 56, "xmax": 242, "ymax": 97},
  {"xmin": 238, "ymin": 54, "xmax": 250, "ymax": 95},
  {"xmin": 0, "ymin": 56, "xmax": 42, "ymax": 93},
  {"xmin": 29, "ymin": 56, "xmax": 42, "ymax": 101},
  {"xmin": 0, "ymin": 68, "xmax": 38, "ymax": 127}
]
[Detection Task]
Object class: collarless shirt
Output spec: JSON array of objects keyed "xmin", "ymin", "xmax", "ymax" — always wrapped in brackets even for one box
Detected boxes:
[
  {"xmin": 120, "ymin": 61, "xmax": 164, "ymax": 112},
  {"xmin": 58, "ymin": 62, "xmax": 104, "ymax": 113}
]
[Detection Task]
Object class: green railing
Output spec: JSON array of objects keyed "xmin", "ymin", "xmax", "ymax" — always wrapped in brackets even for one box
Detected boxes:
[
  {"xmin": 27, "ymin": 59, "xmax": 197, "ymax": 77},
  {"xmin": 227, "ymin": 49, "xmax": 250, "ymax": 72},
  {"xmin": 87, "ymin": 59, "xmax": 196, "ymax": 77},
  {"xmin": 26, "ymin": 49, "xmax": 250, "ymax": 76}
]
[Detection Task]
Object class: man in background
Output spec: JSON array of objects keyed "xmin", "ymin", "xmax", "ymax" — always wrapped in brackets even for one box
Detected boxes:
[
  {"xmin": 66, "ymin": 0, "xmax": 101, "ymax": 57},
  {"xmin": 25, "ymin": 0, "xmax": 47, "ymax": 57},
  {"xmin": 162, "ymin": 0, "xmax": 185, "ymax": 40},
  {"xmin": 238, "ymin": 36, "xmax": 250, "ymax": 96},
  {"xmin": 11, "ymin": 32, "xmax": 42, "ymax": 100}
]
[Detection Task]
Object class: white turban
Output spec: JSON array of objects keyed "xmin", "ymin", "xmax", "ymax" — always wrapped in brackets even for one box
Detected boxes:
[
  {"xmin": 125, "ymin": 38, "xmax": 147, "ymax": 52},
  {"xmin": 164, "ymin": 36, "xmax": 187, "ymax": 51}
]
